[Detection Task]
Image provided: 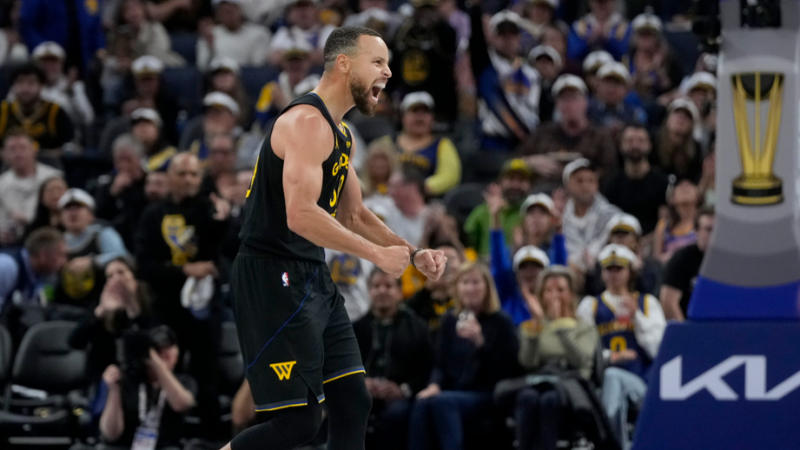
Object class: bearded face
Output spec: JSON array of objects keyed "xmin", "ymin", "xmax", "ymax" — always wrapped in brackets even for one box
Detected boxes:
[{"xmin": 349, "ymin": 76, "xmax": 375, "ymax": 116}]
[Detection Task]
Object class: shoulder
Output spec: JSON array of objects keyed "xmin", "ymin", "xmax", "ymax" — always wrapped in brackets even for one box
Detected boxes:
[{"xmin": 274, "ymin": 105, "xmax": 329, "ymax": 137}]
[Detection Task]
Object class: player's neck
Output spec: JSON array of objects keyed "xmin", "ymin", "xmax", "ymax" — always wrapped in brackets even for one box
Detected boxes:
[{"xmin": 312, "ymin": 77, "xmax": 354, "ymax": 124}]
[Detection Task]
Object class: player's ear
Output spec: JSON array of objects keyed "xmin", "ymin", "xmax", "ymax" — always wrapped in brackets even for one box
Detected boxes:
[{"xmin": 336, "ymin": 53, "xmax": 351, "ymax": 73}]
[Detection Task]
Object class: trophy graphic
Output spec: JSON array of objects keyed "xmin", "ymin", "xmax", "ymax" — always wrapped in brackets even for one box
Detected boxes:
[{"xmin": 730, "ymin": 72, "xmax": 784, "ymax": 205}]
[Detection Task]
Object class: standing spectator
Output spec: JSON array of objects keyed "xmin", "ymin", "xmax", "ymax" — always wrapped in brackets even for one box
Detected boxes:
[
  {"xmin": 528, "ymin": 45, "xmax": 562, "ymax": 123},
  {"xmin": 179, "ymin": 91, "xmax": 241, "ymax": 158},
  {"xmin": 0, "ymin": 64, "xmax": 74, "ymax": 155},
  {"xmin": 395, "ymin": 92, "xmax": 461, "ymax": 197},
  {"xmin": 23, "ymin": 175, "xmax": 67, "ymax": 239},
  {"xmin": 114, "ymin": 0, "xmax": 185, "ymax": 66},
  {"xmin": 464, "ymin": 158, "xmax": 531, "ymax": 258},
  {"xmin": 93, "ymin": 134, "xmax": 149, "ymax": 249},
  {"xmin": 98, "ymin": 325, "xmax": 197, "ymax": 448},
  {"xmin": 660, "ymin": 207, "xmax": 714, "ymax": 321},
  {"xmin": 627, "ymin": 13, "xmax": 682, "ymax": 100},
  {"xmin": 197, "ymin": 0, "xmax": 270, "ymax": 69},
  {"xmin": 588, "ymin": 62, "xmax": 647, "ymax": 136},
  {"xmin": 653, "ymin": 179, "xmax": 698, "ymax": 264},
  {"xmin": 581, "ymin": 49, "xmax": 614, "ymax": 93},
  {"xmin": 566, "ymin": 0, "xmax": 630, "ymax": 63},
  {"xmin": 391, "ymin": 0, "xmax": 458, "ymax": 123},
  {"xmin": 520, "ymin": 75, "xmax": 617, "ymax": 184},
  {"xmin": 268, "ymin": 0, "xmax": 334, "ymax": 67},
  {"xmin": 30, "ymin": 41, "xmax": 95, "ymax": 129},
  {"xmin": 560, "ymin": 158, "xmax": 620, "ymax": 273},
  {"xmin": 655, "ymin": 98, "xmax": 702, "ymax": 182},
  {"xmin": 468, "ymin": 7, "xmax": 540, "ymax": 155},
  {"xmin": 204, "ymin": 57, "xmax": 251, "ymax": 127},
  {"xmin": 129, "ymin": 108, "xmax": 178, "ymax": 172},
  {"xmin": 0, "ymin": 0, "xmax": 28, "ymax": 66},
  {"xmin": 343, "ymin": 1, "xmax": 403, "ymax": 42},
  {"xmin": 577, "ymin": 244, "xmax": 666, "ymax": 450},
  {"xmin": 122, "ymin": 55, "xmax": 180, "ymax": 145},
  {"xmin": 0, "ymin": 131, "xmax": 61, "ymax": 246},
  {"xmin": 603, "ymin": 123, "xmax": 669, "ymax": 234},
  {"xmin": 409, "ymin": 262, "xmax": 519, "ymax": 450},
  {"xmin": 18, "ymin": 0, "xmax": 105, "ymax": 75},
  {"xmin": 407, "ymin": 244, "xmax": 464, "ymax": 334},
  {"xmin": 514, "ymin": 266, "xmax": 600, "ymax": 450},
  {"xmin": 353, "ymin": 268, "xmax": 433, "ymax": 450}
]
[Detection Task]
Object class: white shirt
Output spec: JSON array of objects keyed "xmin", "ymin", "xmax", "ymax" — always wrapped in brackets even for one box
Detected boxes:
[
  {"xmin": 197, "ymin": 23, "xmax": 271, "ymax": 69},
  {"xmin": 0, "ymin": 163, "xmax": 62, "ymax": 227},
  {"xmin": 268, "ymin": 24, "xmax": 334, "ymax": 55},
  {"xmin": 363, "ymin": 196, "xmax": 427, "ymax": 247},
  {"xmin": 562, "ymin": 194, "xmax": 620, "ymax": 271},
  {"xmin": 325, "ymin": 249, "xmax": 373, "ymax": 322}
]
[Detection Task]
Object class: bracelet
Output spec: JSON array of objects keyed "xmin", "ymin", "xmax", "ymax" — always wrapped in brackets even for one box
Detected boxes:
[{"xmin": 410, "ymin": 248, "xmax": 425, "ymax": 269}]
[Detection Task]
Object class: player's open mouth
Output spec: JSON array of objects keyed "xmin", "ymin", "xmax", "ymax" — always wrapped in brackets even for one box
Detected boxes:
[{"xmin": 370, "ymin": 83, "xmax": 385, "ymax": 102}]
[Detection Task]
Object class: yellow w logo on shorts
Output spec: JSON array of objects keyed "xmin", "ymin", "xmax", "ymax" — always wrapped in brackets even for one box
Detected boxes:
[{"xmin": 270, "ymin": 361, "xmax": 297, "ymax": 381}]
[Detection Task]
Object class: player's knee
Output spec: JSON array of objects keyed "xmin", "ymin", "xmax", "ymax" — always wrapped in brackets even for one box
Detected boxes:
[{"xmin": 289, "ymin": 403, "xmax": 325, "ymax": 441}]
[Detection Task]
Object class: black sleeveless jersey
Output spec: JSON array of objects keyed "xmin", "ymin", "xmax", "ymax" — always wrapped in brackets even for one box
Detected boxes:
[{"xmin": 239, "ymin": 93, "xmax": 353, "ymax": 262}]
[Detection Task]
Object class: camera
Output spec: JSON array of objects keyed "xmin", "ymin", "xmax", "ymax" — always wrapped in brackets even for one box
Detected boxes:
[{"xmin": 117, "ymin": 329, "xmax": 154, "ymax": 383}]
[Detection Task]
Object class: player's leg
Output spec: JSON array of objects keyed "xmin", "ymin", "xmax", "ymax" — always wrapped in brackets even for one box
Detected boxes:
[{"xmin": 225, "ymin": 395, "xmax": 324, "ymax": 450}]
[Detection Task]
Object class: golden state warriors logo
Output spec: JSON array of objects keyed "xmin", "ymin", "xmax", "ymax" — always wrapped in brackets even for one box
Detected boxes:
[
  {"xmin": 161, "ymin": 215, "xmax": 198, "ymax": 266},
  {"xmin": 270, "ymin": 361, "xmax": 296, "ymax": 381}
]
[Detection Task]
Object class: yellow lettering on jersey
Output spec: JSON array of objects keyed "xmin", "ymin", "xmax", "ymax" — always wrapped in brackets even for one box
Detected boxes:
[
  {"xmin": 329, "ymin": 174, "xmax": 346, "ymax": 208},
  {"xmin": 246, "ymin": 155, "xmax": 259, "ymax": 198},
  {"xmin": 332, "ymin": 152, "xmax": 350, "ymax": 176},
  {"xmin": 610, "ymin": 336, "xmax": 628, "ymax": 352},
  {"xmin": 270, "ymin": 361, "xmax": 297, "ymax": 381}
]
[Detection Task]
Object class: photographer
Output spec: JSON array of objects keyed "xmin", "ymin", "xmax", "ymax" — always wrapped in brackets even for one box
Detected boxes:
[{"xmin": 99, "ymin": 325, "xmax": 196, "ymax": 449}]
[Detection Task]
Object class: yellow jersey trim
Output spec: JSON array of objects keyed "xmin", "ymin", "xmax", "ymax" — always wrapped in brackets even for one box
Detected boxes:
[
  {"xmin": 255, "ymin": 401, "xmax": 308, "ymax": 412},
  {"xmin": 323, "ymin": 369, "xmax": 366, "ymax": 384}
]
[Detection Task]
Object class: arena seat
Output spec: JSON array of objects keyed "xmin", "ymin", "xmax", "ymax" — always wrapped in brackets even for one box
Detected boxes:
[
  {"xmin": 239, "ymin": 65, "xmax": 281, "ymax": 107},
  {"xmin": 170, "ymin": 32, "xmax": 199, "ymax": 65},
  {"xmin": 162, "ymin": 66, "xmax": 204, "ymax": 116},
  {"xmin": 0, "ymin": 324, "xmax": 11, "ymax": 389}
]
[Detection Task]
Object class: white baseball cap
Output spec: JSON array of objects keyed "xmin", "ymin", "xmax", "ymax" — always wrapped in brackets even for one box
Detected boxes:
[
  {"xmin": 58, "ymin": 188, "xmax": 96, "ymax": 211},
  {"xmin": 520, "ymin": 193, "xmax": 555, "ymax": 216},
  {"xmin": 668, "ymin": 97, "xmax": 700, "ymax": 123},
  {"xmin": 209, "ymin": 56, "xmax": 240, "ymax": 75},
  {"xmin": 562, "ymin": 157, "xmax": 592, "ymax": 186},
  {"xmin": 552, "ymin": 74, "xmax": 587, "ymax": 97},
  {"xmin": 489, "ymin": 10, "xmax": 522, "ymax": 33},
  {"xmin": 682, "ymin": 71, "xmax": 717, "ymax": 94},
  {"xmin": 582, "ymin": 50, "xmax": 614, "ymax": 74},
  {"xmin": 598, "ymin": 243, "xmax": 639, "ymax": 268},
  {"xmin": 528, "ymin": 0, "xmax": 558, "ymax": 8},
  {"xmin": 528, "ymin": 45, "xmax": 562, "ymax": 69},
  {"xmin": 401, "ymin": 91, "xmax": 435, "ymax": 111},
  {"xmin": 132, "ymin": 55, "xmax": 164, "ymax": 76},
  {"xmin": 607, "ymin": 213, "xmax": 642, "ymax": 236},
  {"xmin": 131, "ymin": 108, "xmax": 163, "ymax": 127},
  {"xmin": 632, "ymin": 13, "xmax": 662, "ymax": 33},
  {"xmin": 597, "ymin": 61, "xmax": 630, "ymax": 84},
  {"xmin": 513, "ymin": 245, "xmax": 550, "ymax": 271},
  {"xmin": 32, "ymin": 41, "xmax": 66, "ymax": 60},
  {"xmin": 204, "ymin": 91, "xmax": 240, "ymax": 117}
]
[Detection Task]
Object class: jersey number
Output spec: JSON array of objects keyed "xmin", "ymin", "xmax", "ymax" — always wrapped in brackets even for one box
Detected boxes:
[
  {"xmin": 246, "ymin": 155, "xmax": 259, "ymax": 198},
  {"xmin": 329, "ymin": 174, "xmax": 345, "ymax": 209},
  {"xmin": 610, "ymin": 336, "xmax": 628, "ymax": 352}
]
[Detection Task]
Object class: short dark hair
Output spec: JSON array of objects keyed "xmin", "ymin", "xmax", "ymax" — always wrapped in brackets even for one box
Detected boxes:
[
  {"xmin": 149, "ymin": 325, "xmax": 178, "ymax": 350},
  {"xmin": 367, "ymin": 266, "xmax": 401, "ymax": 287},
  {"xmin": 2, "ymin": 128, "xmax": 34, "ymax": 148},
  {"xmin": 323, "ymin": 26, "xmax": 382, "ymax": 71},
  {"xmin": 396, "ymin": 163, "xmax": 427, "ymax": 196},
  {"xmin": 621, "ymin": 122, "xmax": 650, "ymax": 143},
  {"xmin": 24, "ymin": 227, "xmax": 64, "ymax": 255},
  {"xmin": 11, "ymin": 63, "xmax": 46, "ymax": 85}
]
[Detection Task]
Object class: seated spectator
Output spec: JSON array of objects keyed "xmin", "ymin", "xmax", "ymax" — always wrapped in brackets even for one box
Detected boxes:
[
  {"xmin": 23, "ymin": 175, "xmax": 68, "ymax": 239},
  {"xmin": 395, "ymin": 92, "xmax": 461, "ymax": 197},
  {"xmin": 180, "ymin": 91, "xmax": 241, "ymax": 157},
  {"xmin": 127, "ymin": 108, "xmax": 178, "ymax": 172},
  {"xmin": 566, "ymin": 0, "xmax": 630, "ymax": 63},
  {"xmin": 519, "ymin": 0, "xmax": 559, "ymax": 48},
  {"xmin": 144, "ymin": 169, "xmax": 170, "ymax": 203},
  {"xmin": 576, "ymin": 244, "xmax": 666, "ymax": 450},
  {"xmin": 603, "ymin": 123, "xmax": 669, "ymax": 235},
  {"xmin": 520, "ymin": 75, "xmax": 617, "ymax": 184},
  {"xmin": 18, "ymin": 0, "xmax": 104, "ymax": 75},
  {"xmin": 354, "ymin": 268, "xmax": 433, "ymax": 450},
  {"xmin": 0, "ymin": 131, "xmax": 61, "ymax": 246},
  {"xmin": 583, "ymin": 213, "xmax": 662, "ymax": 297},
  {"xmin": 681, "ymin": 71, "xmax": 717, "ymax": 148},
  {"xmin": 57, "ymin": 188, "xmax": 129, "ymax": 306},
  {"xmin": 655, "ymin": 98, "xmax": 702, "ymax": 182},
  {"xmin": 561, "ymin": 159, "xmax": 620, "ymax": 273},
  {"xmin": 528, "ymin": 45, "xmax": 563, "ymax": 123},
  {"xmin": 197, "ymin": 0, "xmax": 270, "ymax": 69},
  {"xmin": 30, "ymin": 41, "xmax": 95, "ymax": 129},
  {"xmin": 514, "ymin": 266, "xmax": 599, "ymax": 450},
  {"xmin": 409, "ymin": 261, "xmax": 520, "ymax": 450},
  {"xmin": 0, "ymin": 227, "xmax": 66, "ymax": 343},
  {"xmin": 0, "ymin": 64, "xmax": 74, "ymax": 157},
  {"xmin": 391, "ymin": 0, "xmax": 458, "ymax": 124},
  {"xmin": 653, "ymin": 179, "xmax": 698, "ymax": 264},
  {"xmin": 113, "ymin": 0, "xmax": 185, "ymax": 66},
  {"xmin": 253, "ymin": 43, "xmax": 320, "ymax": 134},
  {"xmin": 268, "ymin": 0, "xmax": 335, "ymax": 67},
  {"xmin": 468, "ymin": 7, "xmax": 539, "ymax": 155},
  {"xmin": 342, "ymin": 0, "xmax": 403, "ymax": 42},
  {"xmin": 514, "ymin": 193, "xmax": 567, "ymax": 260},
  {"xmin": 93, "ymin": 134, "xmax": 149, "ymax": 249},
  {"xmin": 365, "ymin": 164, "xmax": 430, "ymax": 249},
  {"xmin": 69, "ymin": 256, "xmax": 156, "ymax": 383},
  {"xmin": 202, "ymin": 132, "xmax": 239, "ymax": 193},
  {"xmin": 205, "ymin": 57, "xmax": 252, "ymax": 127},
  {"xmin": 407, "ymin": 244, "xmax": 464, "ymax": 333},
  {"xmin": 121, "ymin": 55, "xmax": 180, "ymax": 144},
  {"xmin": 0, "ymin": 0, "xmax": 28, "ymax": 66},
  {"xmin": 588, "ymin": 62, "xmax": 646, "ymax": 137},
  {"xmin": 464, "ymin": 158, "xmax": 532, "ymax": 259},
  {"xmin": 361, "ymin": 138, "xmax": 396, "ymax": 199},
  {"xmin": 145, "ymin": 0, "xmax": 213, "ymax": 33},
  {"xmin": 627, "ymin": 13, "xmax": 682, "ymax": 101},
  {"xmin": 98, "ymin": 325, "xmax": 197, "ymax": 448},
  {"xmin": 660, "ymin": 206, "xmax": 714, "ymax": 321},
  {"xmin": 581, "ymin": 49, "xmax": 614, "ymax": 93}
]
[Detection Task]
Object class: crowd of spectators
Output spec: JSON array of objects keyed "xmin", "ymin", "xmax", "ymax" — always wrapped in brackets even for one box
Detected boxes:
[{"xmin": 0, "ymin": 0, "xmax": 716, "ymax": 449}]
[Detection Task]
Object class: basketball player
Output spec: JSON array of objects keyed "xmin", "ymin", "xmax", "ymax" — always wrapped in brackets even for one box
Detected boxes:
[{"xmin": 222, "ymin": 27, "xmax": 447, "ymax": 450}]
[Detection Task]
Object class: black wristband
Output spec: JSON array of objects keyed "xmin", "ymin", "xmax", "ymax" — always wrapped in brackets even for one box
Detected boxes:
[{"xmin": 410, "ymin": 248, "xmax": 425, "ymax": 269}]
